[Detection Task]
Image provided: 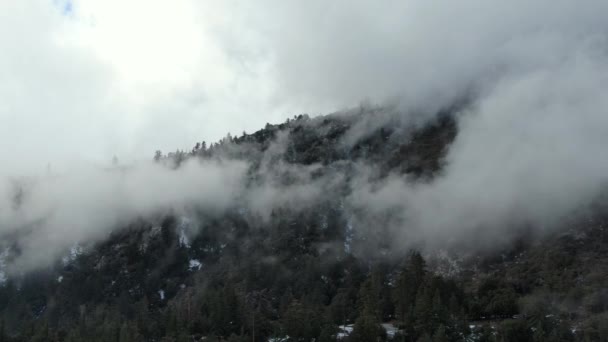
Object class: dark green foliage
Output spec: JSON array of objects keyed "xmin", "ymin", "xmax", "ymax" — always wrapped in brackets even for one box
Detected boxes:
[
  {"xmin": 497, "ymin": 319, "xmax": 533, "ymax": 342},
  {"xmin": 282, "ymin": 300, "xmax": 322, "ymax": 340},
  {"xmin": 417, "ymin": 332, "xmax": 432, "ymax": 342},
  {"xmin": 351, "ymin": 312, "xmax": 386, "ymax": 342},
  {"xmin": 432, "ymin": 324, "xmax": 448, "ymax": 342}
]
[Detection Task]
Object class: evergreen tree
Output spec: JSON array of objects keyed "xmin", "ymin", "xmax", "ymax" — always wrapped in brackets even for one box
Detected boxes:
[
  {"xmin": 0, "ymin": 318, "xmax": 4, "ymax": 342},
  {"xmin": 329, "ymin": 289, "xmax": 351, "ymax": 325},
  {"xmin": 533, "ymin": 322, "xmax": 546, "ymax": 342},
  {"xmin": 417, "ymin": 332, "xmax": 432, "ymax": 342},
  {"xmin": 318, "ymin": 322, "xmax": 338, "ymax": 342},
  {"xmin": 432, "ymin": 325, "xmax": 448, "ymax": 342},
  {"xmin": 408, "ymin": 251, "xmax": 427, "ymax": 290},
  {"xmin": 414, "ymin": 286, "xmax": 433, "ymax": 335},
  {"xmin": 393, "ymin": 266, "xmax": 415, "ymax": 326},
  {"xmin": 351, "ymin": 313, "xmax": 386, "ymax": 342},
  {"xmin": 498, "ymin": 320, "xmax": 532, "ymax": 342}
]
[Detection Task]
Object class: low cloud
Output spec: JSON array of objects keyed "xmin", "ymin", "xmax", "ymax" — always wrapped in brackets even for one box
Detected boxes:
[{"xmin": 0, "ymin": 158, "xmax": 247, "ymax": 272}]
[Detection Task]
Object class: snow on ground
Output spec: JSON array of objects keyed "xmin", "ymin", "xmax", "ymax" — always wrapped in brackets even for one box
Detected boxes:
[
  {"xmin": 179, "ymin": 229, "xmax": 190, "ymax": 248},
  {"xmin": 337, "ymin": 324, "xmax": 354, "ymax": 339},
  {"xmin": 178, "ymin": 216, "xmax": 196, "ymax": 248},
  {"xmin": 337, "ymin": 323, "xmax": 402, "ymax": 340},
  {"xmin": 70, "ymin": 244, "xmax": 82, "ymax": 258},
  {"xmin": 320, "ymin": 214, "xmax": 328, "ymax": 230},
  {"xmin": 431, "ymin": 249, "xmax": 464, "ymax": 277},
  {"xmin": 381, "ymin": 323, "xmax": 399, "ymax": 339},
  {"xmin": 138, "ymin": 240, "xmax": 148, "ymax": 253},
  {"xmin": 62, "ymin": 243, "xmax": 83, "ymax": 266},
  {"xmin": 189, "ymin": 259, "xmax": 202, "ymax": 271},
  {"xmin": 344, "ymin": 218, "xmax": 354, "ymax": 253},
  {"xmin": 150, "ymin": 226, "xmax": 162, "ymax": 236}
]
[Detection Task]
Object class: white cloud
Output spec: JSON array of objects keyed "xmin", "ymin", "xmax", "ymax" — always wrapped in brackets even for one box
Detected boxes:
[
  {"xmin": 4, "ymin": 0, "xmax": 608, "ymax": 173},
  {"xmin": 1, "ymin": 158, "xmax": 248, "ymax": 272},
  {"xmin": 0, "ymin": 1, "xmax": 291, "ymax": 173}
]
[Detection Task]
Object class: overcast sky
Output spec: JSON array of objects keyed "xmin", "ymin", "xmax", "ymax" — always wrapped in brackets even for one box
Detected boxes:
[
  {"xmin": 0, "ymin": 1, "xmax": 333, "ymax": 172},
  {"xmin": 3, "ymin": 0, "xmax": 608, "ymax": 173}
]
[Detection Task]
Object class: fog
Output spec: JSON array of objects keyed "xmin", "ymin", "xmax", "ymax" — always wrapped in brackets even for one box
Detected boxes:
[
  {"xmin": 2, "ymin": 0, "xmax": 608, "ymax": 271},
  {"xmin": 349, "ymin": 52, "xmax": 608, "ymax": 251},
  {"xmin": 0, "ymin": 159, "xmax": 247, "ymax": 272}
]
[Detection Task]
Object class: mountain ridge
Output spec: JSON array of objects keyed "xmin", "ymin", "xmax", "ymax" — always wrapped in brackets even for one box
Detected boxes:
[{"xmin": 0, "ymin": 107, "xmax": 606, "ymax": 341}]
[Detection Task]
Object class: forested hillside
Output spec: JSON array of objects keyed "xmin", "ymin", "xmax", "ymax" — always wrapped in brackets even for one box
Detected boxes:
[{"xmin": 1, "ymin": 108, "xmax": 607, "ymax": 342}]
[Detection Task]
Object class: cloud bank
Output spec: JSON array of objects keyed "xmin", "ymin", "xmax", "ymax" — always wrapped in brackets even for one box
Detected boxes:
[
  {"xmin": 2, "ymin": 0, "xmax": 608, "ymax": 269},
  {"xmin": 0, "ymin": 159, "xmax": 248, "ymax": 272}
]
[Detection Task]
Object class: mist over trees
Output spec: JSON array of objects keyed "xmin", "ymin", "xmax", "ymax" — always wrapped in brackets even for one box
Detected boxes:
[
  {"xmin": 2, "ymin": 0, "xmax": 608, "ymax": 341},
  {"xmin": 0, "ymin": 111, "xmax": 607, "ymax": 341}
]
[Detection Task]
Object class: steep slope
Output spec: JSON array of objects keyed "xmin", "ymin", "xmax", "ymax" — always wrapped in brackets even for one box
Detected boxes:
[{"xmin": 0, "ymin": 108, "xmax": 606, "ymax": 341}]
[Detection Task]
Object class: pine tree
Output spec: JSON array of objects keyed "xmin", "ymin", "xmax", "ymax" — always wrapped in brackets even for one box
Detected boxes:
[
  {"xmin": 431, "ymin": 290, "xmax": 448, "ymax": 330},
  {"xmin": 432, "ymin": 325, "xmax": 448, "ymax": 342},
  {"xmin": 329, "ymin": 289, "xmax": 351, "ymax": 325},
  {"xmin": 533, "ymin": 322, "xmax": 546, "ymax": 342},
  {"xmin": 0, "ymin": 318, "xmax": 5, "ymax": 342},
  {"xmin": 417, "ymin": 332, "xmax": 432, "ymax": 342},
  {"xmin": 318, "ymin": 324, "xmax": 337, "ymax": 342},
  {"xmin": 351, "ymin": 313, "xmax": 386, "ymax": 342},
  {"xmin": 409, "ymin": 251, "xmax": 427, "ymax": 290},
  {"xmin": 358, "ymin": 277, "xmax": 380, "ymax": 319},
  {"xmin": 414, "ymin": 286, "xmax": 433, "ymax": 335},
  {"xmin": 478, "ymin": 324, "xmax": 496, "ymax": 342},
  {"xmin": 30, "ymin": 321, "xmax": 49, "ymax": 342},
  {"xmin": 393, "ymin": 267, "xmax": 414, "ymax": 322},
  {"xmin": 119, "ymin": 322, "xmax": 131, "ymax": 342}
]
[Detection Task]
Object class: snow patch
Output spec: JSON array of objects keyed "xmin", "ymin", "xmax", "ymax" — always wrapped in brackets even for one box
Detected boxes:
[
  {"xmin": 178, "ymin": 217, "xmax": 192, "ymax": 248},
  {"xmin": 381, "ymin": 323, "xmax": 399, "ymax": 339},
  {"xmin": 150, "ymin": 226, "xmax": 162, "ymax": 236},
  {"xmin": 337, "ymin": 324, "xmax": 354, "ymax": 339},
  {"xmin": 189, "ymin": 259, "xmax": 202, "ymax": 271},
  {"xmin": 320, "ymin": 214, "xmax": 328, "ymax": 230},
  {"xmin": 179, "ymin": 230, "xmax": 190, "ymax": 248},
  {"xmin": 62, "ymin": 243, "xmax": 83, "ymax": 266},
  {"xmin": 432, "ymin": 249, "xmax": 463, "ymax": 277},
  {"xmin": 344, "ymin": 218, "xmax": 354, "ymax": 253},
  {"xmin": 268, "ymin": 337, "xmax": 289, "ymax": 342}
]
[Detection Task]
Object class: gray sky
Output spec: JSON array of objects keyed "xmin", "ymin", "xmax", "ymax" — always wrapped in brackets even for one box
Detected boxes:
[
  {"xmin": 0, "ymin": 1, "xmax": 331, "ymax": 172},
  {"xmin": 3, "ymin": 0, "xmax": 608, "ymax": 172}
]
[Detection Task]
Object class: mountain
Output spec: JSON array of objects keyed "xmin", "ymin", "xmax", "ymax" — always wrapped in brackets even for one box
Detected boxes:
[{"xmin": 0, "ymin": 107, "xmax": 607, "ymax": 342}]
